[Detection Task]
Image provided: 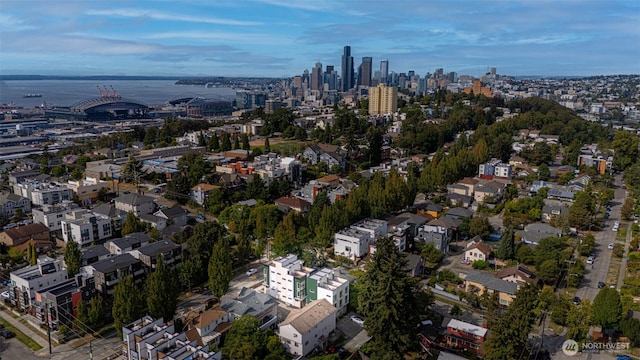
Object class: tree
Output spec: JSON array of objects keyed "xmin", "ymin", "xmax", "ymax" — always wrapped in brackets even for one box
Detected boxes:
[
  {"xmin": 366, "ymin": 126, "xmax": 384, "ymax": 166},
  {"xmin": 496, "ymin": 225, "xmax": 515, "ymax": 260},
  {"xmin": 620, "ymin": 318, "xmax": 640, "ymax": 346},
  {"xmin": 566, "ymin": 298, "xmax": 592, "ymax": 341},
  {"xmin": 421, "ymin": 242, "xmax": 444, "ymax": 270},
  {"xmin": 537, "ymin": 259, "xmax": 560, "ymax": 284},
  {"xmin": 112, "ymin": 276, "xmax": 144, "ymax": 337},
  {"xmin": 241, "ymin": 133, "xmax": 250, "ymax": 150},
  {"xmin": 121, "ymin": 212, "xmax": 149, "ymax": 235},
  {"xmin": 358, "ymin": 237, "xmax": 420, "ymax": 357},
  {"xmin": 210, "ymin": 134, "xmax": 220, "ymax": 152},
  {"xmin": 87, "ymin": 295, "xmax": 105, "ymax": 329},
  {"xmin": 569, "ymin": 191, "xmax": 595, "ymax": 229},
  {"xmin": 221, "ymin": 132, "xmax": 232, "ymax": 151},
  {"xmin": 484, "ymin": 285, "xmax": 539, "ymax": 360},
  {"xmin": 264, "ymin": 137, "xmax": 271, "ymax": 152},
  {"xmin": 27, "ymin": 242, "xmax": 37, "ymax": 265},
  {"xmin": 469, "ymin": 216, "xmax": 492, "ymax": 239},
  {"xmin": 222, "ymin": 315, "xmax": 286, "ymax": 360},
  {"xmin": 537, "ymin": 163, "xmax": 551, "ymax": 181},
  {"xmin": 120, "ymin": 155, "xmax": 143, "ymax": 183},
  {"xmin": 592, "ymin": 287, "xmax": 622, "ymax": 330},
  {"xmin": 11, "ymin": 208, "xmax": 25, "ymax": 223},
  {"xmin": 208, "ymin": 240, "xmax": 233, "ymax": 298},
  {"xmin": 146, "ymin": 256, "xmax": 180, "ymax": 322},
  {"xmin": 75, "ymin": 298, "xmax": 91, "ymax": 333},
  {"xmin": 621, "ymin": 197, "xmax": 635, "ymax": 220},
  {"xmin": 64, "ymin": 240, "xmax": 82, "ymax": 277}
]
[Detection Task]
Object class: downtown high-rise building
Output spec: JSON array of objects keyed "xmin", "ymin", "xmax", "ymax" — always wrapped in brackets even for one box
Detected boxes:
[
  {"xmin": 379, "ymin": 59, "xmax": 389, "ymax": 85},
  {"xmin": 311, "ymin": 62, "xmax": 323, "ymax": 91},
  {"xmin": 368, "ymin": 84, "xmax": 398, "ymax": 115},
  {"xmin": 358, "ymin": 57, "xmax": 372, "ymax": 87},
  {"xmin": 341, "ymin": 46, "xmax": 354, "ymax": 92},
  {"xmin": 324, "ymin": 65, "xmax": 337, "ymax": 90}
]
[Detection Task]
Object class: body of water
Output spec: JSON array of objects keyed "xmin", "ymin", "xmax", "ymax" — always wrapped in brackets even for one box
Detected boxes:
[{"xmin": 0, "ymin": 80, "xmax": 236, "ymax": 108}]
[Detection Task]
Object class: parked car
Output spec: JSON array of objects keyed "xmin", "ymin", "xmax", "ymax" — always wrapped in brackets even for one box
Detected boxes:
[
  {"xmin": 598, "ymin": 281, "xmax": 605, "ymax": 289},
  {"xmin": 608, "ymin": 243, "xmax": 615, "ymax": 250},
  {"xmin": 246, "ymin": 268, "xmax": 258, "ymax": 276},
  {"xmin": 0, "ymin": 329, "xmax": 15, "ymax": 338},
  {"xmin": 573, "ymin": 296, "xmax": 581, "ymax": 305},
  {"xmin": 196, "ymin": 214, "xmax": 205, "ymax": 220},
  {"xmin": 587, "ymin": 257, "xmax": 594, "ymax": 265},
  {"xmin": 1, "ymin": 291, "xmax": 9, "ymax": 299},
  {"xmin": 350, "ymin": 315, "xmax": 365, "ymax": 326}
]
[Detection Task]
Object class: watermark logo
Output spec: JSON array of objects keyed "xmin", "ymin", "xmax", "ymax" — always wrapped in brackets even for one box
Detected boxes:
[
  {"xmin": 562, "ymin": 339, "xmax": 579, "ymax": 356},
  {"xmin": 562, "ymin": 339, "xmax": 631, "ymax": 356}
]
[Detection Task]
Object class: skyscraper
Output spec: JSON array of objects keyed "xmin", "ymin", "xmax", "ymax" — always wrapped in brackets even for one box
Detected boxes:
[
  {"xmin": 380, "ymin": 59, "xmax": 389, "ymax": 85},
  {"xmin": 311, "ymin": 62, "xmax": 323, "ymax": 91},
  {"xmin": 324, "ymin": 65, "xmax": 336, "ymax": 90},
  {"xmin": 358, "ymin": 57, "xmax": 372, "ymax": 87},
  {"xmin": 341, "ymin": 46, "xmax": 354, "ymax": 92},
  {"xmin": 368, "ymin": 84, "xmax": 398, "ymax": 115}
]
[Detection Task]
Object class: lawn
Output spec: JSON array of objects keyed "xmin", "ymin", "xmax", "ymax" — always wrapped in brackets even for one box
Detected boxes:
[{"xmin": 0, "ymin": 318, "xmax": 43, "ymax": 351}]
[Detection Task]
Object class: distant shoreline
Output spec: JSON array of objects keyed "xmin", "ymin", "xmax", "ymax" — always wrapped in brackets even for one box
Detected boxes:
[{"xmin": 0, "ymin": 75, "xmax": 282, "ymax": 81}]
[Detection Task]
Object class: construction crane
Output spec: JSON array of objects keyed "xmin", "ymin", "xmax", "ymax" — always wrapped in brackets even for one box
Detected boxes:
[
  {"xmin": 103, "ymin": 85, "xmax": 112, "ymax": 97},
  {"xmin": 96, "ymin": 85, "xmax": 105, "ymax": 98},
  {"xmin": 110, "ymin": 85, "xmax": 121, "ymax": 98}
]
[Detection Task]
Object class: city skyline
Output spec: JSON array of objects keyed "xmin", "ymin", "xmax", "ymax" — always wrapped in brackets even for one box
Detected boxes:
[{"xmin": 1, "ymin": 0, "xmax": 639, "ymax": 78}]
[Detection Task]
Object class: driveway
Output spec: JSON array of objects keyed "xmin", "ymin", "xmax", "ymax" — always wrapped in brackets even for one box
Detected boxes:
[{"xmin": 337, "ymin": 311, "xmax": 370, "ymax": 352}]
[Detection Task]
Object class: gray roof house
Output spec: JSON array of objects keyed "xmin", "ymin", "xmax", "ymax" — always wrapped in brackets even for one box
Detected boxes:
[
  {"xmin": 516, "ymin": 223, "xmax": 563, "ymax": 245},
  {"xmin": 446, "ymin": 207, "xmax": 474, "ymax": 220},
  {"xmin": 221, "ymin": 287, "xmax": 278, "ymax": 330},
  {"xmin": 154, "ymin": 205, "xmax": 188, "ymax": 227},
  {"xmin": 106, "ymin": 232, "xmax": 151, "ymax": 255}
]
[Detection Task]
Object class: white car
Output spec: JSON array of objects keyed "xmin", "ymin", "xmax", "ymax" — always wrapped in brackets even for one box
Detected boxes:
[
  {"xmin": 608, "ymin": 243, "xmax": 614, "ymax": 250},
  {"xmin": 586, "ymin": 257, "xmax": 594, "ymax": 265},
  {"xmin": 1, "ymin": 291, "xmax": 9, "ymax": 299},
  {"xmin": 612, "ymin": 226, "xmax": 619, "ymax": 232},
  {"xmin": 245, "ymin": 268, "xmax": 258, "ymax": 276},
  {"xmin": 350, "ymin": 315, "xmax": 365, "ymax": 326}
]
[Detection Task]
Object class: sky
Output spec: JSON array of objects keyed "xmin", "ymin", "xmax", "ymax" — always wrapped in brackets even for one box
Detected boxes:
[{"xmin": 1, "ymin": 0, "xmax": 639, "ymax": 78}]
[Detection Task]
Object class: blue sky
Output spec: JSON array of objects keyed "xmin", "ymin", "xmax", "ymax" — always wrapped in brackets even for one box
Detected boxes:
[{"xmin": 1, "ymin": 0, "xmax": 639, "ymax": 77}]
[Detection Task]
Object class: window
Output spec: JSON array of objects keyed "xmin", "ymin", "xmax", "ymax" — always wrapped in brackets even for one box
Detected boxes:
[{"xmin": 293, "ymin": 334, "xmax": 298, "ymax": 338}]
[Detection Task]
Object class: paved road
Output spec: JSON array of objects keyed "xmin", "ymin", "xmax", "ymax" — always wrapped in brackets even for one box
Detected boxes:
[{"xmin": 574, "ymin": 176, "xmax": 627, "ymax": 303}]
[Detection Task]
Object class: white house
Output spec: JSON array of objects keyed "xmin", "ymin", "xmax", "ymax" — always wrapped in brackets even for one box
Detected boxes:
[
  {"xmin": 306, "ymin": 268, "xmax": 350, "ymax": 317},
  {"xmin": 114, "ymin": 193, "xmax": 155, "ymax": 215},
  {"xmin": 278, "ymin": 299, "xmax": 337, "ymax": 357},
  {"xmin": 61, "ymin": 211, "xmax": 112, "ymax": 246},
  {"xmin": 32, "ymin": 201, "xmax": 79, "ymax": 235},
  {"xmin": 334, "ymin": 218, "xmax": 388, "ymax": 259},
  {"xmin": 464, "ymin": 238, "xmax": 492, "ymax": 262}
]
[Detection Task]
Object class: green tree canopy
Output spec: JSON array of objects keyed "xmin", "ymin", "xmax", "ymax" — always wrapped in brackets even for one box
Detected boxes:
[
  {"xmin": 121, "ymin": 212, "xmax": 149, "ymax": 235},
  {"xmin": 592, "ymin": 287, "xmax": 622, "ymax": 330},
  {"xmin": 208, "ymin": 239, "xmax": 233, "ymax": 298},
  {"xmin": 145, "ymin": 256, "xmax": 180, "ymax": 322},
  {"xmin": 222, "ymin": 315, "xmax": 286, "ymax": 360},
  {"xmin": 64, "ymin": 239, "xmax": 82, "ymax": 277},
  {"xmin": 358, "ymin": 236, "xmax": 420, "ymax": 357},
  {"xmin": 112, "ymin": 276, "xmax": 144, "ymax": 337}
]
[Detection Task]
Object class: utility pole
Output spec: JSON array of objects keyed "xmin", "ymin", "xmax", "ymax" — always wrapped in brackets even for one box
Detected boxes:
[{"xmin": 89, "ymin": 341, "xmax": 93, "ymax": 360}]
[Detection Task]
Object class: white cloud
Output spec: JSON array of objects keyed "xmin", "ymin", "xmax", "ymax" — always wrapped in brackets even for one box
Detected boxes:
[{"xmin": 85, "ymin": 8, "xmax": 261, "ymax": 26}]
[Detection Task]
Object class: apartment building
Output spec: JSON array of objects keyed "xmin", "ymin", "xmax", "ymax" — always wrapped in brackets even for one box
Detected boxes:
[
  {"xmin": 263, "ymin": 254, "xmax": 314, "ymax": 308},
  {"xmin": 61, "ymin": 211, "xmax": 113, "ymax": 247},
  {"xmin": 306, "ymin": 268, "xmax": 349, "ymax": 316},
  {"xmin": 9, "ymin": 256, "xmax": 68, "ymax": 310},
  {"xmin": 66, "ymin": 177, "xmax": 109, "ymax": 205},
  {"xmin": 369, "ymin": 83, "xmax": 398, "ymax": 115},
  {"xmin": 0, "ymin": 192, "xmax": 31, "ymax": 220},
  {"xmin": 334, "ymin": 218, "xmax": 388, "ymax": 259},
  {"xmin": 13, "ymin": 181, "xmax": 72, "ymax": 206},
  {"xmin": 32, "ymin": 201, "xmax": 79, "ymax": 236},
  {"xmin": 88, "ymin": 253, "xmax": 145, "ymax": 295},
  {"xmin": 278, "ymin": 299, "xmax": 337, "ymax": 357}
]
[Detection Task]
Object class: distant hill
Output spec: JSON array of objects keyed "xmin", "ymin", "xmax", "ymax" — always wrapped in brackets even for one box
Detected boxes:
[{"xmin": 0, "ymin": 75, "xmax": 181, "ymax": 80}]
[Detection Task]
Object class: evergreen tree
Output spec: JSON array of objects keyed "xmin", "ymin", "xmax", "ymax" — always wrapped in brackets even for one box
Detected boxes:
[
  {"xmin": 358, "ymin": 236, "xmax": 420, "ymax": 357},
  {"xmin": 210, "ymin": 134, "xmax": 220, "ymax": 152},
  {"xmin": 88, "ymin": 295, "xmax": 105, "ymax": 329},
  {"xmin": 484, "ymin": 284, "xmax": 539, "ymax": 360},
  {"xmin": 241, "ymin": 133, "xmax": 250, "ymax": 150},
  {"xmin": 496, "ymin": 225, "xmax": 515, "ymax": 260},
  {"xmin": 222, "ymin": 315, "xmax": 286, "ymax": 360},
  {"xmin": 75, "ymin": 298, "xmax": 90, "ymax": 334},
  {"xmin": 113, "ymin": 276, "xmax": 144, "ymax": 337},
  {"xmin": 233, "ymin": 135, "xmax": 240, "ymax": 150},
  {"xmin": 208, "ymin": 240, "xmax": 233, "ymax": 298},
  {"xmin": 264, "ymin": 137, "xmax": 271, "ymax": 152},
  {"xmin": 146, "ymin": 256, "xmax": 180, "ymax": 322},
  {"xmin": 221, "ymin": 133, "xmax": 232, "ymax": 151},
  {"xmin": 64, "ymin": 239, "xmax": 82, "ymax": 277},
  {"xmin": 121, "ymin": 212, "xmax": 148, "ymax": 235},
  {"xmin": 198, "ymin": 132, "xmax": 206, "ymax": 147}
]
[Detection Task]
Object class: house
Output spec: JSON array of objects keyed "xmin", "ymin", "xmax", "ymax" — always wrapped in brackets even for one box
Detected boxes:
[
  {"xmin": 302, "ymin": 144, "xmax": 339, "ymax": 165},
  {"xmin": 278, "ymin": 299, "xmax": 337, "ymax": 357},
  {"xmin": 88, "ymin": 253, "xmax": 145, "ymax": 295},
  {"xmin": 464, "ymin": 238, "xmax": 492, "ymax": 262},
  {"xmin": 334, "ymin": 219, "xmax": 388, "ymax": 259},
  {"xmin": 446, "ymin": 193, "xmax": 473, "ymax": 208},
  {"xmin": 81, "ymin": 244, "xmax": 112, "ymax": 266},
  {"xmin": 153, "ymin": 206, "xmax": 188, "ymax": 227},
  {"xmin": 0, "ymin": 192, "xmax": 31, "ymax": 220},
  {"xmin": 114, "ymin": 193, "xmax": 155, "ymax": 215},
  {"xmin": 13, "ymin": 181, "xmax": 72, "ymax": 206},
  {"xmin": 319, "ymin": 152, "xmax": 345, "ymax": 171},
  {"xmin": 495, "ymin": 264, "xmax": 539, "ymax": 286},
  {"xmin": 413, "ymin": 202, "xmax": 443, "ymax": 218},
  {"xmin": 9, "ymin": 256, "xmax": 68, "ymax": 310},
  {"xmin": 464, "ymin": 270, "xmax": 518, "ymax": 306},
  {"xmin": 32, "ymin": 201, "xmax": 80, "ymax": 237},
  {"xmin": 92, "ymin": 203, "xmax": 127, "ymax": 230},
  {"xmin": 474, "ymin": 181, "xmax": 505, "ymax": 203},
  {"xmin": 66, "ymin": 177, "xmax": 109, "ymax": 205},
  {"xmin": 306, "ymin": 267, "xmax": 350, "ymax": 316},
  {"xmin": 446, "ymin": 207, "xmax": 474, "ymax": 220},
  {"xmin": 442, "ymin": 318, "xmax": 488, "ymax": 354},
  {"xmin": 478, "ymin": 158, "xmax": 512, "ymax": 180},
  {"xmin": 274, "ymin": 196, "xmax": 311, "ymax": 213},
  {"xmin": 190, "ymin": 183, "xmax": 222, "ymax": 206},
  {"xmin": 130, "ymin": 240, "xmax": 181, "ymax": 270},
  {"xmin": 138, "ymin": 213, "xmax": 167, "ymax": 231},
  {"xmin": 183, "ymin": 306, "xmax": 232, "ymax": 346},
  {"xmin": 541, "ymin": 202, "xmax": 569, "ymax": 222},
  {"xmin": 105, "ymin": 232, "xmax": 150, "ymax": 255},
  {"xmin": 415, "ymin": 217, "xmax": 460, "ymax": 252},
  {"xmin": 0, "ymin": 222, "xmax": 51, "ymax": 253},
  {"xmin": 405, "ymin": 253, "xmax": 425, "ymax": 277},
  {"xmin": 221, "ymin": 287, "xmax": 278, "ymax": 330},
  {"xmin": 547, "ymin": 188, "xmax": 575, "ymax": 202},
  {"xmin": 516, "ymin": 223, "xmax": 563, "ymax": 245}
]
